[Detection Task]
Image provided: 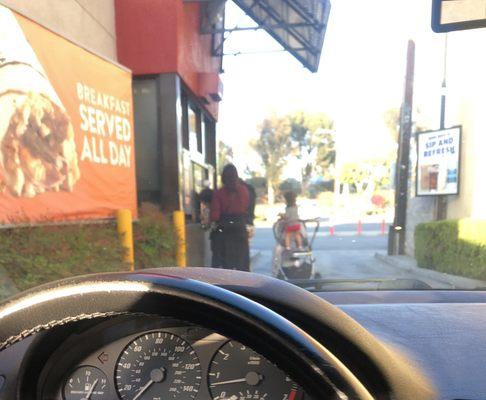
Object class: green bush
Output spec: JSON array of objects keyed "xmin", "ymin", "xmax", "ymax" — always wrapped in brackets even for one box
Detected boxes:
[
  {"xmin": 133, "ymin": 210, "xmax": 176, "ymax": 268},
  {"xmin": 0, "ymin": 223, "xmax": 126, "ymax": 292},
  {"xmin": 0, "ymin": 209, "xmax": 176, "ymax": 292},
  {"xmin": 415, "ymin": 219, "xmax": 486, "ymax": 280}
]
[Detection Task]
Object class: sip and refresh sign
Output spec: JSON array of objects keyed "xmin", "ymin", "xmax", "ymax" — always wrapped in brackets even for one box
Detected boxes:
[{"xmin": 416, "ymin": 127, "xmax": 461, "ymax": 196}]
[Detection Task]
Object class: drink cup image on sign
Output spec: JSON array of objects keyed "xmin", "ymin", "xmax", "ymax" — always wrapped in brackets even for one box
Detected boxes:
[{"xmin": 0, "ymin": 6, "xmax": 80, "ymax": 198}]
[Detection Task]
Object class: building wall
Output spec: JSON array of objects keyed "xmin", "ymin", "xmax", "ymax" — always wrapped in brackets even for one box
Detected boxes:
[
  {"xmin": 403, "ymin": 35, "xmax": 443, "ymax": 256},
  {"xmin": 177, "ymin": 2, "xmax": 221, "ymax": 97},
  {"xmin": 445, "ymin": 29, "xmax": 486, "ymax": 220},
  {"xmin": 405, "ymin": 172, "xmax": 436, "ymax": 257},
  {"xmin": 115, "ymin": 0, "xmax": 178, "ymax": 75},
  {"xmin": 405, "ymin": 28, "xmax": 486, "ymax": 256},
  {"xmin": 0, "ymin": 0, "xmax": 117, "ymax": 60},
  {"xmin": 115, "ymin": 0, "xmax": 221, "ymax": 119}
]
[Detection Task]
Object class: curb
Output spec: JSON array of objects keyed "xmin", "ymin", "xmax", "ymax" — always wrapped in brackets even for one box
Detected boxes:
[{"xmin": 375, "ymin": 253, "xmax": 484, "ymax": 289}]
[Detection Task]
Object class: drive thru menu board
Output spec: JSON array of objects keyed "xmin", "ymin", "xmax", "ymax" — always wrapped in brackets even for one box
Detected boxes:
[
  {"xmin": 416, "ymin": 127, "xmax": 461, "ymax": 196},
  {"xmin": 0, "ymin": 5, "xmax": 137, "ymax": 225}
]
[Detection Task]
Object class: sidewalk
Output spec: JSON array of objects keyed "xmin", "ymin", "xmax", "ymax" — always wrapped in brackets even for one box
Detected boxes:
[{"xmin": 375, "ymin": 253, "xmax": 485, "ymax": 290}]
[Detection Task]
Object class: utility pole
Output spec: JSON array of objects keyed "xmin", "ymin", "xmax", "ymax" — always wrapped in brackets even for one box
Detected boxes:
[
  {"xmin": 436, "ymin": 34, "xmax": 448, "ymax": 220},
  {"xmin": 333, "ymin": 129, "xmax": 341, "ymax": 212},
  {"xmin": 389, "ymin": 40, "xmax": 415, "ymax": 255}
]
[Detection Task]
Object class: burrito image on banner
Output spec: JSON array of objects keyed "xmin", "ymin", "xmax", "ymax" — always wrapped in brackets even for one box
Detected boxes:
[{"xmin": 0, "ymin": 6, "xmax": 80, "ymax": 198}]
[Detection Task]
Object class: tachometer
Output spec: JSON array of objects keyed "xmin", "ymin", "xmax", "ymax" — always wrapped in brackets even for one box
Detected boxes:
[
  {"xmin": 115, "ymin": 331, "xmax": 201, "ymax": 400},
  {"xmin": 208, "ymin": 340, "xmax": 305, "ymax": 400}
]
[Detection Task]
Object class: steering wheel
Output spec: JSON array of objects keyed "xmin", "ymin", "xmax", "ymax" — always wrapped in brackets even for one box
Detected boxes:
[{"xmin": 0, "ymin": 268, "xmax": 434, "ymax": 399}]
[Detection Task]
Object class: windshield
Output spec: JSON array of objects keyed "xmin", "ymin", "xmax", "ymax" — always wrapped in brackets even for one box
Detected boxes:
[{"xmin": 0, "ymin": 0, "xmax": 485, "ymax": 299}]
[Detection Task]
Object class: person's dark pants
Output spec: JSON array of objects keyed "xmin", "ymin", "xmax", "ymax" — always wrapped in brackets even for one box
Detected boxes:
[
  {"xmin": 211, "ymin": 226, "xmax": 250, "ymax": 271},
  {"xmin": 210, "ymin": 229, "xmax": 225, "ymax": 268}
]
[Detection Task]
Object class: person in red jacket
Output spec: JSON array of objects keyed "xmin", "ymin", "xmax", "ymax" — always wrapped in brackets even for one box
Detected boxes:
[{"xmin": 210, "ymin": 164, "xmax": 250, "ymax": 270}]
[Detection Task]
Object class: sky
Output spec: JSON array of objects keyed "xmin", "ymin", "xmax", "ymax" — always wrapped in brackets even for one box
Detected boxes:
[{"xmin": 217, "ymin": 0, "xmax": 446, "ymax": 179}]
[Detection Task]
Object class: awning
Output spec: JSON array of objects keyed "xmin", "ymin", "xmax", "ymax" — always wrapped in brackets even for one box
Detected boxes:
[{"xmin": 231, "ymin": 0, "xmax": 331, "ymax": 72}]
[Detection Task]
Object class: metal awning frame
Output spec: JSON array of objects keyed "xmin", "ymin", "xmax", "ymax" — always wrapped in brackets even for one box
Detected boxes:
[
  {"xmin": 197, "ymin": 0, "xmax": 330, "ymax": 72},
  {"xmin": 210, "ymin": 24, "xmax": 318, "ymax": 58},
  {"xmin": 230, "ymin": 0, "xmax": 330, "ymax": 72}
]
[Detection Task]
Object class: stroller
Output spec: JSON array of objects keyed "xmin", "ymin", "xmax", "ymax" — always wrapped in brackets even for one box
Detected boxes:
[{"xmin": 272, "ymin": 216, "xmax": 321, "ymax": 280}]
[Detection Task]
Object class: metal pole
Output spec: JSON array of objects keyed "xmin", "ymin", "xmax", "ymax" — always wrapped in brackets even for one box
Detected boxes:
[
  {"xmin": 437, "ymin": 34, "xmax": 448, "ymax": 220},
  {"xmin": 390, "ymin": 40, "xmax": 415, "ymax": 255},
  {"xmin": 117, "ymin": 209, "xmax": 134, "ymax": 271},
  {"xmin": 440, "ymin": 35, "xmax": 448, "ymax": 130},
  {"xmin": 173, "ymin": 210, "xmax": 187, "ymax": 267},
  {"xmin": 333, "ymin": 130, "xmax": 341, "ymax": 212}
]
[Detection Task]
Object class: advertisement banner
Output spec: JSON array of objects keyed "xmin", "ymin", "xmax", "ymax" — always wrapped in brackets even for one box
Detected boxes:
[
  {"xmin": 416, "ymin": 127, "xmax": 461, "ymax": 196},
  {"xmin": 0, "ymin": 5, "xmax": 137, "ymax": 224}
]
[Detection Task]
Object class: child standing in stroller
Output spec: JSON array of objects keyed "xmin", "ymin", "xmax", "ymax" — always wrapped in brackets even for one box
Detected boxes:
[
  {"xmin": 283, "ymin": 191, "xmax": 303, "ymax": 250},
  {"xmin": 272, "ymin": 192, "xmax": 321, "ymax": 280}
]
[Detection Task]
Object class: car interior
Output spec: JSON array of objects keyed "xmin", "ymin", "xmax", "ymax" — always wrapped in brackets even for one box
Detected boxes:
[
  {"xmin": 1, "ymin": 266, "xmax": 485, "ymax": 399},
  {"xmin": 2, "ymin": 1, "xmax": 486, "ymax": 400}
]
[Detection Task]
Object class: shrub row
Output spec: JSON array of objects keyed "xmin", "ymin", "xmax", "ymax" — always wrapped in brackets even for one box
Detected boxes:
[
  {"xmin": 415, "ymin": 219, "xmax": 486, "ymax": 281},
  {"xmin": 0, "ymin": 209, "xmax": 176, "ymax": 292}
]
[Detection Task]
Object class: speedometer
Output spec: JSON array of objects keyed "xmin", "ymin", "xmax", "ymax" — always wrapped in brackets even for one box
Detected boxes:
[
  {"xmin": 115, "ymin": 331, "xmax": 202, "ymax": 400},
  {"xmin": 208, "ymin": 340, "xmax": 305, "ymax": 400}
]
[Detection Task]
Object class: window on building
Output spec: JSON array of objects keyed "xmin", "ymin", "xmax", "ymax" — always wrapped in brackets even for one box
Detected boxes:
[
  {"xmin": 204, "ymin": 118, "xmax": 216, "ymax": 166},
  {"xmin": 193, "ymin": 162, "xmax": 204, "ymax": 194},
  {"xmin": 181, "ymin": 94, "xmax": 189, "ymax": 150},
  {"xmin": 197, "ymin": 111, "xmax": 203, "ymax": 154},
  {"xmin": 188, "ymin": 105, "xmax": 198, "ymax": 154},
  {"xmin": 132, "ymin": 77, "xmax": 160, "ymax": 203}
]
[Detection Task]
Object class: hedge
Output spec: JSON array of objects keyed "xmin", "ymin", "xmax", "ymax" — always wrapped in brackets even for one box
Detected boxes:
[
  {"xmin": 415, "ymin": 219, "xmax": 486, "ymax": 280},
  {"xmin": 0, "ymin": 208, "xmax": 176, "ymax": 292}
]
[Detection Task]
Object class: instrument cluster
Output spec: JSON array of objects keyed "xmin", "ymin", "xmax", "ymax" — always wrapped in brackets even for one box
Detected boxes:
[{"xmin": 40, "ymin": 316, "xmax": 307, "ymax": 400}]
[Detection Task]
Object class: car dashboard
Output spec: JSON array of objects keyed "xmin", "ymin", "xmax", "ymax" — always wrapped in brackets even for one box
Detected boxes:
[
  {"xmin": 1, "ymin": 269, "xmax": 486, "ymax": 400},
  {"xmin": 1, "ymin": 315, "xmax": 305, "ymax": 400},
  {"xmin": 319, "ymin": 290, "xmax": 486, "ymax": 400}
]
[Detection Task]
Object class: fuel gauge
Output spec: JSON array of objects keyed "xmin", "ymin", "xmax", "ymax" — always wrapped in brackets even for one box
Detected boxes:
[{"xmin": 63, "ymin": 366, "xmax": 108, "ymax": 400}]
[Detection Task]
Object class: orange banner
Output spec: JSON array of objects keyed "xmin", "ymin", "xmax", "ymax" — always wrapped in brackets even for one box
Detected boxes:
[{"xmin": 0, "ymin": 5, "xmax": 137, "ymax": 225}]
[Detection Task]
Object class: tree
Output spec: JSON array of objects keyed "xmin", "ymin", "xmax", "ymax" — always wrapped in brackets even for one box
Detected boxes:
[
  {"xmin": 217, "ymin": 140, "xmax": 234, "ymax": 175},
  {"xmin": 315, "ymin": 131, "xmax": 336, "ymax": 176},
  {"xmin": 251, "ymin": 115, "xmax": 292, "ymax": 204},
  {"xmin": 384, "ymin": 108, "xmax": 400, "ymax": 142},
  {"xmin": 245, "ymin": 176, "xmax": 267, "ymax": 203},
  {"xmin": 386, "ymin": 106, "xmax": 431, "ymax": 144},
  {"xmin": 288, "ymin": 111, "xmax": 335, "ymax": 195},
  {"xmin": 340, "ymin": 161, "xmax": 390, "ymax": 195}
]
